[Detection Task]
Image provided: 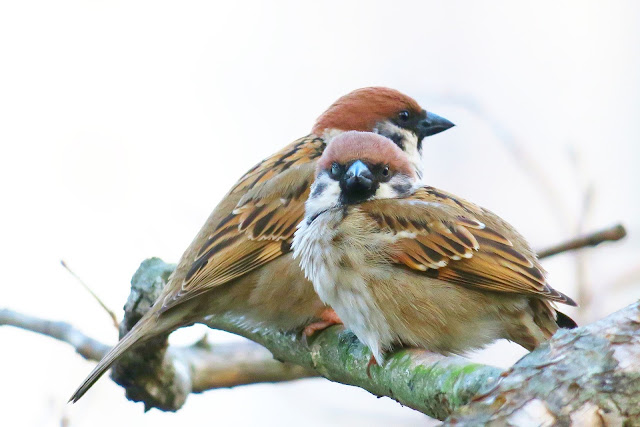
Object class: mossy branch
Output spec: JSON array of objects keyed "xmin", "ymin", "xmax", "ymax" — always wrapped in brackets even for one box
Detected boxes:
[
  {"xmin": 4, "ymin": 252, "xmax": 639, "ymax": 424},
  {"xmin": 109, "ymin": 257, "xmax": 640, "ymax": 424},
  {"xmin": 445, "ymin": 300, "xmax": 640, "ymax": 425},
  {"xmin": 113, "ymin": 258, "xmax": 503, "ymax": 418}
]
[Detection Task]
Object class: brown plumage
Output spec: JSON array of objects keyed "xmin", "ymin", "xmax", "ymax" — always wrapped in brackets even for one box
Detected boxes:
[
  {"xmin": 293, "ymin": 131, "xmax": 576, "ymax": 364},
  {"xmin": 70, "ymin": 88, "xmax": 454, "ymax": 402},
  {"xmin": 368, "ymin": 187, "xmax": 575, "ymax": 306}
]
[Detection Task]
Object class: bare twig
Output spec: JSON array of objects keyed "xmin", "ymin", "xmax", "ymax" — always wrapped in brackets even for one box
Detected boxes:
[
  {"xmin": 0, "ymin": 307, "xmax": 317, "ymax": 392},
  {"xmin": 61, "ymin": 260, "xmax": 120, "ymax": 329},
  {"xmin": 0, "ymin": 308, "xmax": 110, "ymax": 361},
  {"xmin": 537, "ymin": 224, "xmax": 627, "ymax": 260}
]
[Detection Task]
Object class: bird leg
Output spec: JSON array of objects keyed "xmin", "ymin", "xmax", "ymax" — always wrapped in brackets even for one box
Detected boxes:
[
  {"xmin": 302, "ymin": 308, "xmax": 342, "ymax": 339},
  {"xmin": 366, "ymin": 354, "xmax": 379, "ymax": 378}
]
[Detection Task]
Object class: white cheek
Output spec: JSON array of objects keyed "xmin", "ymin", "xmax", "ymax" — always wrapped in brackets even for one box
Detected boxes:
[
  {"xmin": 374, "ymin": 183, "xmax": 397, "ymax": 200},
  {"xmin": 395, "ymin": 131, "xmax": 422, "ymax": 178},
  {"xmin": 374, "ymin": 176, "xmax": 418, "ymax": 200},
  {"xmin": 373, "ymin": 122, "xmax": 424, "ymax": 178},
  {"xmin": 306, "ymin": 177, "xmax": 340, "ymax": 214}
]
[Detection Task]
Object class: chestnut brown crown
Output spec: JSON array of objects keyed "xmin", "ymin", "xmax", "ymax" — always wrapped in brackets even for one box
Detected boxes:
[
  {"xmin": 312, "ymin": 87, "xmax": 423, "ymax": 135},
  {"xmin": 317, "ymin": 131, "xmax": 417, "ymax": 180}
]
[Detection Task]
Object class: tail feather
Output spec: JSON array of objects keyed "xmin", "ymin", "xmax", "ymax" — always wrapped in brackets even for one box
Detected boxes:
[
  {"xmin": 510, "ymin": 299, "xmax": 576, "ymax": 351},
  {"xmin": 69, "ymin": 319, "xmax": 154, "ymax": 403},
  {"xmin": 556, "ymin": 310, "xmax": 578, "ymax": 329}
]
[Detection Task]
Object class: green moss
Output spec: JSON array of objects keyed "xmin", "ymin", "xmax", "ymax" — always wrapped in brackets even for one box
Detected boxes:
[{"xmin": 135, "ymin": 258, "xmax": 506, "ymax": 420}]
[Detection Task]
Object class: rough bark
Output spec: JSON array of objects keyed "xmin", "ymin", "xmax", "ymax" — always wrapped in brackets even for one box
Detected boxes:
[
  {"xmin": 112, "ymin": 258, "xmax": 503, "ymax": 417},
  {"xmin": 114, "ymin": 258, "xmax": 640, "ymax": 423},
  {"xmin": 444, "ymin": 300, "xmax": 640, "ymax": 425},
  {"xmin": 110, "ymin": 258, "xmax": 317, "ymax": 411},
  {"xmin": 3, "ymin": 251, "xmax": 638, "ymax": 423}
]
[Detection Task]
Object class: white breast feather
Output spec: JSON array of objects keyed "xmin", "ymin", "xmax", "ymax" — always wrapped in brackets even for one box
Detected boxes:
[{"xmin": 293, "ymin": 209, "xmax": 395, "ymax": 363}]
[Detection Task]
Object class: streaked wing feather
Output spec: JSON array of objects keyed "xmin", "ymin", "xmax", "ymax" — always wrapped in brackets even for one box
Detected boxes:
[
  {"xmin": 360, "ymin": 187, "xmax": 576, "ymax": 306},
  {"xmin": 232, "ymin": 135, "xmax": 324, "ymax": 196},
  {"xmin": 161, "ymin": 136, "xmax": 323, "ymax": 310}
]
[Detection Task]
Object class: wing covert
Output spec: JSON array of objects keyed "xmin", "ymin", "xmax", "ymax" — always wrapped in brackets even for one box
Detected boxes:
[
  {"xmin": 161, "ymin": 135, "xmax": 323, "ymax": 310},
  {"xmin": 360, "ymin": 187, "xmax": 575, "ymax": 306}
]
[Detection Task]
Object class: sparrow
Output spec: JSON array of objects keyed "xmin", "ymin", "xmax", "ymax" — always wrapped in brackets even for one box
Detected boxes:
[
  {"xmin": 70, "ymin": 87, "xmax": 455, "ymax": 401},
  {"xmin": 293, "ymin": 131, "xmax": 577, "ymax": 366}
]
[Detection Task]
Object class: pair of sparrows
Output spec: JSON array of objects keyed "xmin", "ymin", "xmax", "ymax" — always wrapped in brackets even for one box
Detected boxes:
[{"xmin": 71, "ymin": 87, "xmax": 575, "ymax": 402}]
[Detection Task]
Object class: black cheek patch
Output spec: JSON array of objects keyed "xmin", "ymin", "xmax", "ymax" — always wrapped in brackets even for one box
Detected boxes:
[
  {"xmin": 392, "ymin": 181, "xmax": 413, "ymax": 195},
  {"xmin": 310, "ymin": 182, "xmax": 327, "ymax": 198},
  {"xmin": 387, "ymin": 133, "xmax": 405, "ymax": 150}
]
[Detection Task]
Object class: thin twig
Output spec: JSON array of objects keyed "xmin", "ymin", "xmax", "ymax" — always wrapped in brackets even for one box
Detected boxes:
[
  {"xmin": 537, "ymin": 224, "xmax": 627, "ymax": 259},
  {"xmin": 61, "ymin": 260, "xmax": 120, "ymax": 329},
  {"xmin": 0, "ymin": 308, "xmax": 317, "ymax": 391},
  {"xmin": 0, "ymin": 308, "xmax": 110, "ymax": 361}
]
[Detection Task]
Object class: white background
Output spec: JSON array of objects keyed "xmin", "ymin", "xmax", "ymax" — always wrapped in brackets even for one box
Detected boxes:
[{"xmin": 1, "ymin": 1, "xmax": 639, "ymax": 426}]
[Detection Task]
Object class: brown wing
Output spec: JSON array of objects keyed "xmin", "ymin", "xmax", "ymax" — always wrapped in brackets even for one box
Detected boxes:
[
  {"xmin": 361, "ymin": 187, "xmax": 576, "ymax": 306},
  {"xmin": 161, "ymin": 135, "xmax": 324, "ymax": 309},
  {"xmin": 230, "ymin": 135, "xmax": 324, "ymax": 195}
]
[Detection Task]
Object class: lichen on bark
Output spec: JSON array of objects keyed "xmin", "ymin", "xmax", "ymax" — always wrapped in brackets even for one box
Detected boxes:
[
  {"xmin": 115, "ymin": 258, "xmax": 504, "ymax": 418},
  {"xmin": 445, "ymin": 301, "xmax": 640, "ymax": 425}
]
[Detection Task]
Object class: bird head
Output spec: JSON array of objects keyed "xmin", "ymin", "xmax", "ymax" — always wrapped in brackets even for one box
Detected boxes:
[
  {"xmin": 306, "ymin": 131, "xmax": 418, "ymax": 217},
  {"xmin": 312, "ymin": 87, "xmax": 454, "ymax": 178}
]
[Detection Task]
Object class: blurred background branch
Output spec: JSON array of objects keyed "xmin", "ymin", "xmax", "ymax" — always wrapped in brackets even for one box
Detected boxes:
[
  {"xmin": 0, "ymin": 307, "xmax": 316, "ymax": 396},
  {"xmin": 0, "ymin": 308, "xmax": 110, "ymax": 362},
  {"xmin": 537, "ymin": 223, "xmax": 627, "ymax": 259}
]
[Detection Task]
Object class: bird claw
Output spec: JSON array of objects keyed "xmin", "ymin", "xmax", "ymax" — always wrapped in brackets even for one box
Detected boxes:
[
  {"xmin": 301, "ymin": 308, "xmax": 343, "ymax": 346},
  {"xmin": 366, "ymin": 354, "xmax": 379, "ymax": 378},
  {"xmin": 302, "ymin": 320, "xmax": 337, "ymax": 346}
]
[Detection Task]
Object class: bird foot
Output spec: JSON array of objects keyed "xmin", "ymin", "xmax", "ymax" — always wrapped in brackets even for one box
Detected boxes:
[
  {"xmin": 366, "ymin": 354, "xmax": 378, "ymax": 378},
  {"xmin": 302, "ymin": 308, "xmax": 342, "ymax": 344}
]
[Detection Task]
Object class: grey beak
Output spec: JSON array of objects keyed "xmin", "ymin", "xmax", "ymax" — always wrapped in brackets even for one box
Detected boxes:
[
  {"xmin": 345, "ymin": 160, "xmax": 374, "ymax": 192},
  {"xmin": 419, "ymin": 111, "xmax": 455, "ymax": 137}
]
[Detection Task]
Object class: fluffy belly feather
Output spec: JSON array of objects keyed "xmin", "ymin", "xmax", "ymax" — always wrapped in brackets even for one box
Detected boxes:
[
  {"xmin": 294, "ymin": 211, "xmax": 395, "ymax": 362},
  {"xmin": 294, "ymin": 209, "xmax": 525, "ymax": 363}
]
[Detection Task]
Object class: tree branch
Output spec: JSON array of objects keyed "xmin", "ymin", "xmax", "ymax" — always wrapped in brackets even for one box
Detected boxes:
[
  {"xmin": 106, "ymin": 257, "xmax": 640, "ymax": 424},
  {"xmin": 111, "ymin": 258, "xmax": 504, "ymax": 416},
  {"xmin": 2, "ymin": 259, "xmax": 503, "ymax": 418},
  {"xmin": 0, "ymin": 308, "xmax": 110, "ymax": 362},
  {"xmin": 0, "ymin": 307, "xmax": 316, "ymax": 400},
  {"xmin": 536, "ymin": 223, "xmax": 627, "ymax": 259},
  {"xmin": 444, "ymin": 300, "xmax": 640, "ymax": 425},
  {"xmin": 4, "ymin": 232, "xmax": 636, "ymax": 423}
]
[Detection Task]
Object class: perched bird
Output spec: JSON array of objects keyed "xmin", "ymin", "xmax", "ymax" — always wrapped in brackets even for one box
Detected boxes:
[
  {"xmin": 293, "ymin": 131, "xmax": 576, "ymax": 366},
  {"xmin": 70, "ymin": 87, "xmax": 455, "ymax": 401}
]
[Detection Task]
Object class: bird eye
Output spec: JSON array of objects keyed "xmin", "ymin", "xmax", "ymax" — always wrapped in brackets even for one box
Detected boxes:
[
  {"xmin": 330, "ymin": 162, "xmax": 341, "ymax": 177},
  {"xmin": 398, "ymin": 110, "xmax": 410, "ymax": 122},
  {"xmin": 382, "ymin": 165, "xmax": 390, "ymax": 177}
]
